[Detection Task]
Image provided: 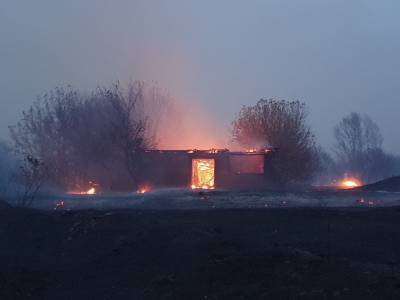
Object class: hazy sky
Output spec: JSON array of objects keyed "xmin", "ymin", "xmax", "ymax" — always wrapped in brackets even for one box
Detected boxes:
[{"xmin": 1, "ymin": 0, "xmax": 400, "ymax": 152}]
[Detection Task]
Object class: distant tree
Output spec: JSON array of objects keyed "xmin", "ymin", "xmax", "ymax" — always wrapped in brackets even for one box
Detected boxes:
[
  {"xmin": 9, "ymin": 82, "xmax": 154, "ymax": 191},
  {"xmin": 334, "ymin": 113, "xmax": 382, "ymax": 166},
  {"xmin": 232, "ymin": 99, "xmax": 317, "ymax": 186},
  {"xmin": 334, "ymin": 112, "xmax": 393, "ymax": 182}
]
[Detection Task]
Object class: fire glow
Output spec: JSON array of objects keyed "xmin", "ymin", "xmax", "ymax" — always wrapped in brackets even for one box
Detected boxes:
[
  {"xmin": 339, "ymin": 178, "xmax": 362, "ymax": 189},
  {"xmin": 137, "ymin": 185, "xmax": 150, "ymax": 194},
  {"xmin": 68, "ymin": 187, "xmax": 96, "ymax": 195},
  {"xmin": 246, "ymin": 148, "xmax": 257, "ymax": 153},
  {"xmin": 86, "ymin": 187, "xmax": 96, "ymax": 194}
]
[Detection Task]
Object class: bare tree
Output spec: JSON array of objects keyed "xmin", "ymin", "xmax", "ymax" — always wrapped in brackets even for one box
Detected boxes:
[
  {"xmin": 17, "ymin": 155, "xmax": 47, "ymax": 207},
  {"xmin": 96, "ymin": 82, "xmax": 153, "ymax": 186},
  {"xmin": 9, "ymin": 87, "xmax": 81, "ymax": 188},
  {"xmin": 232, "ymin": 99, "xmax": 317, "ymax": 186},
  {"xmin": 334, "ymin": 113, "xmax": 382, "ymax": 166},
  {"xmin": 333, "ymin": 112, "xmax": 389, "ymax": 182},
  {"xmin": 9, "ymin": 82, "xmax": 154, "ymax": 192}
]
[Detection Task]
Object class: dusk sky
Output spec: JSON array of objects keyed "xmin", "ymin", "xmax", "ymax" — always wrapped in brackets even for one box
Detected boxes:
[{"xmin": 1, "ymin": 0, "xmax": 400, "ymax": 152}]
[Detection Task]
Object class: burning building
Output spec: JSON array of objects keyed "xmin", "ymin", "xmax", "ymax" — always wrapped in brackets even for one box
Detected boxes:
[{"xmin": 142, "ymin": 148, "xmax": 275, "ymax": 190}]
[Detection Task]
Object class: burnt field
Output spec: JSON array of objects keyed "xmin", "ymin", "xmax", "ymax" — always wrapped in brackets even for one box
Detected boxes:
[
  {"xmin": 26, "ymin": 189, "xmax": 400, "ymax": 210},
  {"xmin": 2, "ymin": 195, "xmax": 400, "ymax": 299}
]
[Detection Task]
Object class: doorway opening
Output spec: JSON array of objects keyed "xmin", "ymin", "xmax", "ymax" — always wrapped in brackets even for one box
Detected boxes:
[{"xmin": 191, "ymin": 159, "xmax": 215, "ymax": 189}]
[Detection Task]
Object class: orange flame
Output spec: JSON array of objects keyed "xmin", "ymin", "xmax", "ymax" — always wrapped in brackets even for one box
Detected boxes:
[
  {"xmin": 339, "ymin": 178, "xmax": 362, "ymax": 189},
  {"xmin": 67, "ymin": 183, "xmax": 97, "ymax": 195},
  {"xmin": 191, "ymin": 159, "xmax": 215, "ymax": 190},
  {"xmin": 86, "ymin": 187, "xmax": 96, "ymax": 195},
  {"xmin": 208, "ymin": 149, "xmax": 219, "ymax": 154},
  {"xmin": 246, "ymin": 149, "xmax": 257, "ymax": 153}
]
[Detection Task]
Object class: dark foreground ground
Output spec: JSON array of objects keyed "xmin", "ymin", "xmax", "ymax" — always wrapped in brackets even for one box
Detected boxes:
[{"xmin": 2, "ymin": 206, "xmax": 400, "ymax": 299}]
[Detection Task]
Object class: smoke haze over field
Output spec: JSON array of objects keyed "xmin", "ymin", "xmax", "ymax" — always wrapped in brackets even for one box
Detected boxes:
[{"xmin": 1, "ymin": 1, "xmax": 400, "ymax": 152}]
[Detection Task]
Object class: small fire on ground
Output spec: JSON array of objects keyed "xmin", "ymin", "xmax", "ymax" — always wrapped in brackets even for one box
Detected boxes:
[
  {"xmin": 67, "ymin": 182, "xmax": 98, "ymax": 195},
  {"xmin": 339, "ymin": 178, "xmax": 362, "ymax": 189},
  {"xmin": 137, "ymin": 184, "xmax": 151, "ymax": 194},
  {"xmin": 86, "ymin": 187, "xmax": 96, "ymax": 194},
  {"xmin": 136, "ymin": 187, "xmax": 150, "ymax": 194}
]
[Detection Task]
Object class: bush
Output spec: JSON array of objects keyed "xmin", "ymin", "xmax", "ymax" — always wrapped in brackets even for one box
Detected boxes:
[{"xmin": 232, "ymin": 99, "xmax": 317, "ymax": 186}]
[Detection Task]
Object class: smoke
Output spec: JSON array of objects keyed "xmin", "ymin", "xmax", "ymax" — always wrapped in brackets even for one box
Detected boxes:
[
  {"xmin": 158, "ymin": 103, "xmax": 228, "ymax": 150},
  {"xmin": 142, "ymin": 83, "xmax": 229, "ymax": 150}
]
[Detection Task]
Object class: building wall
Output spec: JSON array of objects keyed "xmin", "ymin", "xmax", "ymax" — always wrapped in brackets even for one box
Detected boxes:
[{"xmin": 142, "ymin": 152, "xmax": 272, "ymax": 190}]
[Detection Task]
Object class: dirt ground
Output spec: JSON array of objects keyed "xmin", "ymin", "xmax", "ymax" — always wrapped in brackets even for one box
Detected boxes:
[{"xmin": 1, "ymin": 205, "xmax": 400, "ymax": 299}]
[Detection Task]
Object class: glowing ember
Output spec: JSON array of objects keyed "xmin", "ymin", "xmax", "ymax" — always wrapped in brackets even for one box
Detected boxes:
[
  {"xmin": 339, "ymin": 178, "xmax": 362, "ymax": 189},
  {"xmin": 246, "ymin": 148, "xmax": 257, "ymax": 153}
]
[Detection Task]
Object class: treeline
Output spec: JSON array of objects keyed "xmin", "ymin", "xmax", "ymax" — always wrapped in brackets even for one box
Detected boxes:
[
  {"xmin": 233, "ymin": 100, "xmax": 400, "ymax": 186},
  {"xmin": 1, "ymin": 83, "xmax": 399, "ymax": 204}
]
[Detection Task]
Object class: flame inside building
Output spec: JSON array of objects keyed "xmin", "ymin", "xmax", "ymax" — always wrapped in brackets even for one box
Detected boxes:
[
  {"xmin": 66, "ymin": 149, "xmax": 275, "ymax": 194},
  {"xmin": 142, "ymin": 148, "xmax": 274, "ymax": 190},
  {"xmin": 191, "ymin": 159, "xmax": 215, "ymax": 189}
]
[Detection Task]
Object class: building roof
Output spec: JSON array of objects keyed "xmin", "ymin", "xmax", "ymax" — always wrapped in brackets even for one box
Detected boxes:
[{"xmin": 144, "ymin": 148, "xmax": 276, "ymax": 156}]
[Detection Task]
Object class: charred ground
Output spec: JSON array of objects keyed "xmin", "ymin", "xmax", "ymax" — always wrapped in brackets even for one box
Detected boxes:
[{"xmin": 2, "ymin": 203, "xmax": 400, "ymax": 299}]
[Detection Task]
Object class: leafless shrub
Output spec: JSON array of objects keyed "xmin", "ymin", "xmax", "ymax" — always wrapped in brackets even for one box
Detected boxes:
[
  {"xmin": 9, "ymin": 82, "xmax": 156, "ymax": 192},
  {"xmin": 17, "ymin": 155, "xmax": 47, "ymax": 207},
  {"xmin": 232, "ymin": 99, "xmax": 317, "ymax": 186}
]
